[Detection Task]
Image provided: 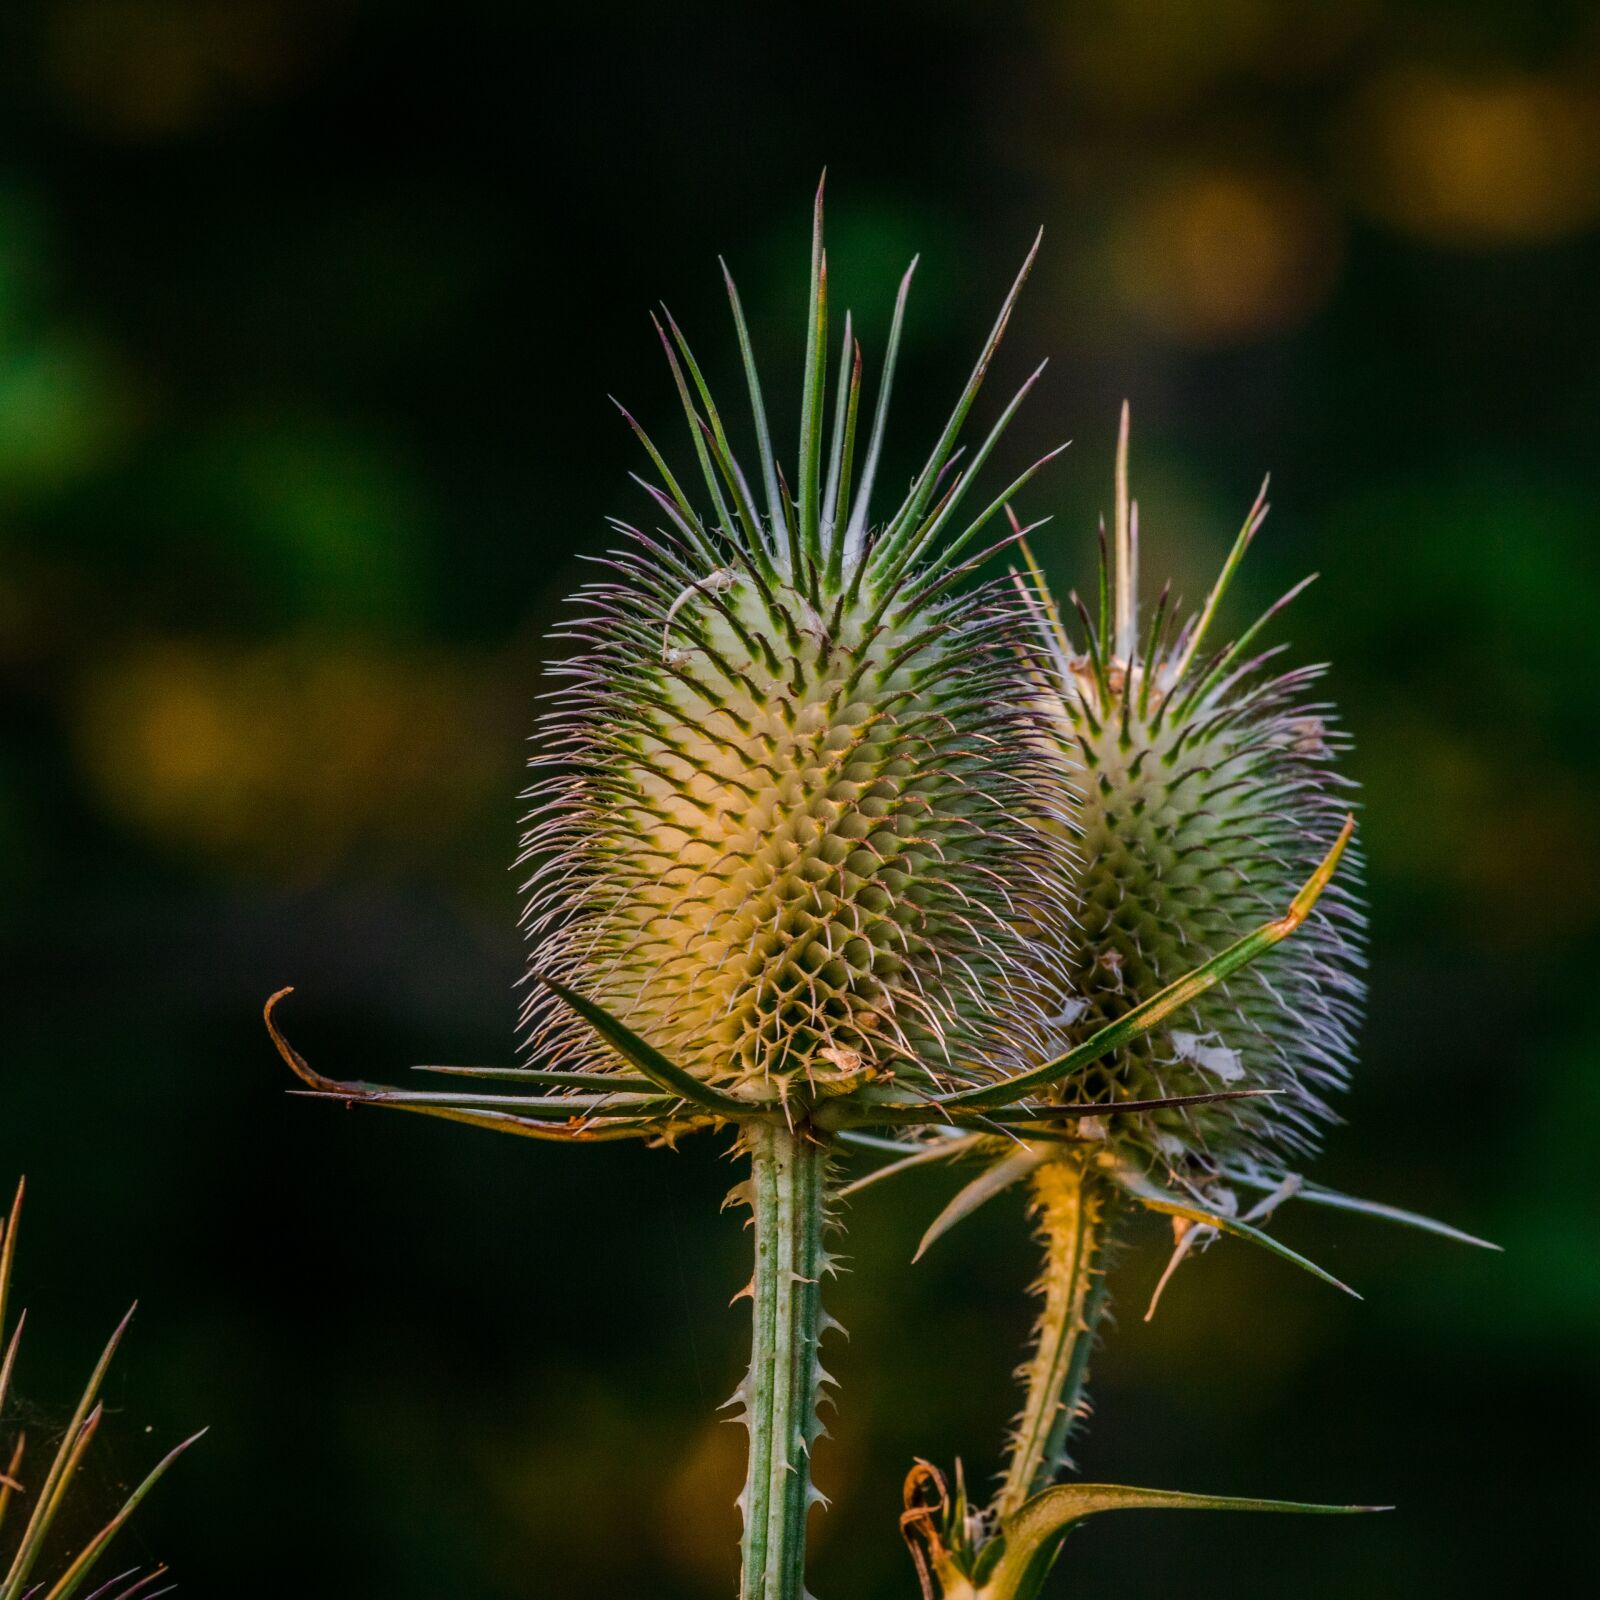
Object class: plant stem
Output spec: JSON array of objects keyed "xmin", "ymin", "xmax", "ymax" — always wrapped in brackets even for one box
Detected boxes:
[
  {"xmin": 737, "ymin": 1120, "xmax": 831, "ymax": 1600},
  {"xmin": 994, "ymin": 1153, "xmax": 1111, "ymax": 1520}
]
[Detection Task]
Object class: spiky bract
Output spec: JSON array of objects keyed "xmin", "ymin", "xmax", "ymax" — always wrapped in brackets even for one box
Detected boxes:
[
  {"xmin": 1024, "ymin": 414, "xmax": 1365, "ymax": 1182},
  {"xmin": 518, "ymin": 199, "xmax": 1073, "ymax": 1101}
]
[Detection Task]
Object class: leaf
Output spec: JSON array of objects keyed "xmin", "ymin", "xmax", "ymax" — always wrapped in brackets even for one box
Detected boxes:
[
  {"xmin": 263, "ymin": 987, "xmax": 399, "ymax": 1098},
  {"xmin": 987, "ymin": 1087, "xmax": 1278, "ymax": 1124},
  {"xmin": 268, "ymin": 990, "xmax": 688, "ymax": 1144},
  {"xmin": 292, "ymin": 1087, "xmax": 667, "ymax": 1118},
  {"xmin": 835, "ymin": 1133, "xmax": 982, "ymax": 1200},
  {"xmin": 321, "ymin": 1099, "xmax": 677, "ymax": 1144},
  {"xmin": 269, "ymin": 986, "xmax": 709, "ymax": 1142},
  {"xmin": 413, "ymin": 1063, "xmax": 662, "ymax": 1093},
  {"xmin": 836, "ymin": 1129, "xmax": 921, "ymax": 1156},
  {"xmin": 533, "ymin": 975, "xmax": 751, "ymax": 1116},
  {"xmin": 1225, "ymin": 1171, "xmax": 1501, "ymax": 1251},
  {"xmin": 1110, "ymin": 1164, "xmax": 1360, "ymax": 1300},
  {"xmin": 914, "ymin": 1147, "xmax": 1048, "ymax": 1262},
  {"xmin": 982, "ymin": 1481, "xmax": 1385, "ymax": 1600},
  {"xmin": 838, "ymin": 1087, "xmax": 1273, "ymax": 1137}
]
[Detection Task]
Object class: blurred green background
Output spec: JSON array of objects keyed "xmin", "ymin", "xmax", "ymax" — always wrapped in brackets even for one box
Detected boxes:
[{"xmin": 1, "ymin": 0, "xmax": 1594, "ymax": 1594}]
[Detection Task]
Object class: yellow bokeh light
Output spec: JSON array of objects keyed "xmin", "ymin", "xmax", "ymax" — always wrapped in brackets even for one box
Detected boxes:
[
  {"xmin": 1344, "ymin": 69, "xmax": 1600, "ymax": 246},
  {"xmin": 1108, "ymin": 165, "xmax": 1342, "ymax": 346},
  {"xmin": 75, "ymin": 636, "xmax": 507, "ymax": 881}
]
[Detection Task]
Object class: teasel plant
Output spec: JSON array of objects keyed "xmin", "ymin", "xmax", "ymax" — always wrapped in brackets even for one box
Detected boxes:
[
  {"xmin": 876, "ymin": 411, "xmax": 1500, "ymax": 1600},
  {"xmin": 0, "ymin": 1179, "xmax": 201, "ymax": 1599},
  {"xmin": 260, "ymin": 181, "xmax": 1330, "ymax": 1600}
]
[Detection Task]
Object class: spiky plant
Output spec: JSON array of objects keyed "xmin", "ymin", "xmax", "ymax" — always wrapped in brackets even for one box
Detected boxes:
[
  {"xmin": 272, "ymin": 184, "xmax": 1452, "ymax": 1587},
  {"xmin": 994, "ymin": 408, "xmax": 1368, "ymax": 1523},
  {"xmin": 267, "ymin": 185, "xmax": 1288, "ymax": 1599},
  {"xmin": 879, "ymin": 412, "xmax": 1496, "ymax": 1600},
  {"xmin": 0, "ymin": 1180, "xmax": 200, "ymax": 1600}
]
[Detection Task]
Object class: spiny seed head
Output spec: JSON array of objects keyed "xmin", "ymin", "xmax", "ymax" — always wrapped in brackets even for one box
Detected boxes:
[
  {"xmin": 519, "ymin": 193, "xmax": 1073, "ymax": 1100},
  {"xmin": 1026, "ymin": 411, "xmax": 1365, "ymax": 1178}
]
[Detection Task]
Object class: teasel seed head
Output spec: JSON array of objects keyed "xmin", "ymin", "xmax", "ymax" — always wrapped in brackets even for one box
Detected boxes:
[
  {"xmin": 1022, "ymin": 405, "xmax": 1366, "ymax": 1185},
  {"xmin": 518, "ymin": 183, "xmax": 1075, "ymax": 1104}
]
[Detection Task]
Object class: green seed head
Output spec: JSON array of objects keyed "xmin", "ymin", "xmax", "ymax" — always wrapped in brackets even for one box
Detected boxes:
[
  {"xmin": 1027, "ymin": 411, "xmax": 1365, "ymax": 1180},
  {"xmin": 520, "ymin": 197, "xmax": 1074, "ymax": 1101}
]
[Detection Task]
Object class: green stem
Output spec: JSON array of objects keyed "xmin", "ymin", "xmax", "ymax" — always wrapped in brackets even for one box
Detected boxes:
[
  {"xmin": 738, "ymin": 1121, "xmax": 831, "ymax": 1600},
  {"xmin": 994, "ymin": 1154, "xmax": 1111, "ymax": 1521}
]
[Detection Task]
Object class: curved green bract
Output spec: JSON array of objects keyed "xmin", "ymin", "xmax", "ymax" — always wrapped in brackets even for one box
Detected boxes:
[
  {"xmin": 984, "ymin": 1482, "xmax": 1384, "ymax": 1600},
  {"xmin": 536, "ymin": 974, "xmax": 751, "ymax": 1115}
]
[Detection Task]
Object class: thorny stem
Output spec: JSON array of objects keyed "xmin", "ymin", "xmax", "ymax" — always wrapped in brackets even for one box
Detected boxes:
[
  {"xmin": 995, "ymin": 1153, "xmax": 1111, "ymax": 1521},
  {"xmin": 737, "ymin": 1120, "xmax": 833, "ymax": 1600}
]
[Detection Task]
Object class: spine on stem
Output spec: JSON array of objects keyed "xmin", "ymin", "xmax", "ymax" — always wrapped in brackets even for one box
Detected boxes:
[
  {"xmin": 995, "ymin": 1155, "xmax": 1111, "ymax": 1520},
  {"xmin": 732, "ymin": 1121, "xmax": 836, "ymax": 1600}
]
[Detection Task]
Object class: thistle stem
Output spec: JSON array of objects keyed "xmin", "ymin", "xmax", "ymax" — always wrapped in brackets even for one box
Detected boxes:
[
  {"xmin": 738, "ymin": 1120, "xmax": 831, "ymax": 1600},
  {"xmin": 995, "ymin": 1154, "xmax": 1111, "ymax": 1520}
]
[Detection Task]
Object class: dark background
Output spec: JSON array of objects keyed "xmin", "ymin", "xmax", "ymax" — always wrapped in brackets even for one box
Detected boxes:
[{"xmin": 2, "ymin": 1, "xmax": 1594, "ymax": 1594}]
